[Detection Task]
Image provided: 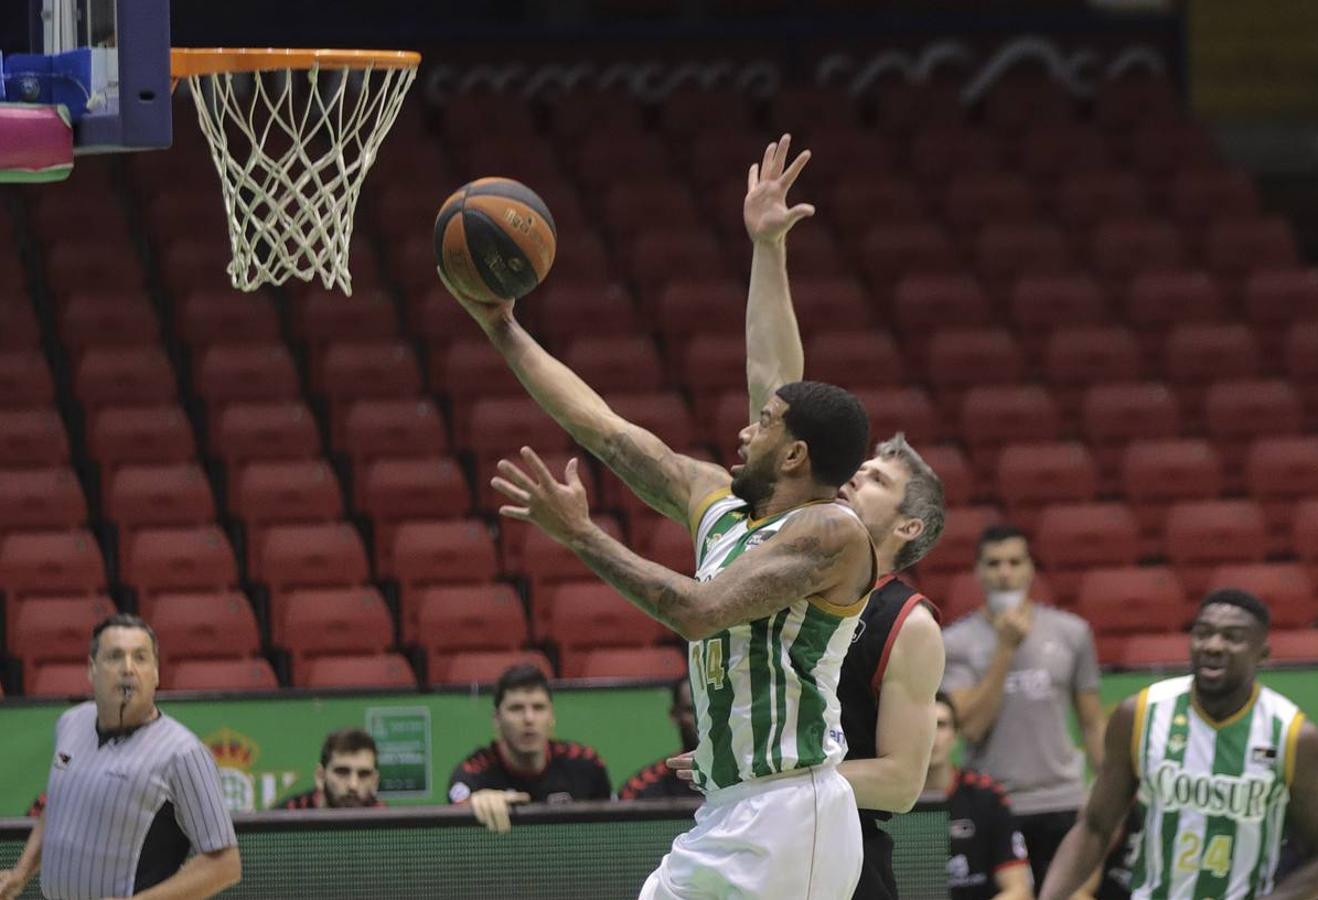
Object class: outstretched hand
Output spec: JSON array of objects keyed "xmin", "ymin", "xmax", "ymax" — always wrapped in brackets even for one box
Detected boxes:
[
  {"xmin": 666, "ymin": 751, "xmax": 696, "ymax": 783},
  {"xmin": 492, "ymin": 448, "xmax": 593, "ymax": 546},
  {"xmin": 744, "ymin": 133, "xmax": 815, "ymax": 244}
]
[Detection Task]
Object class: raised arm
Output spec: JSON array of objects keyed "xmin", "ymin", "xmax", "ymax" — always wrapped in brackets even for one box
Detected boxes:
[
  {"xmin": 744, "ymin": 135, "xmax": 814, "ymax": 419},
  {"xmin": 441, "ymin": 277, "xmax": 728, "ymax": 526},
  {"xmin": 1038, "ymin": 697, "xmax": 1141, "ymax": 900},
  {"xmin": 493, "ymin": 449, "xmax": 873, "ymax": 641},
  {"xmin": 838, "ymin": 604, "xmax": 945, "ymax": 812}
]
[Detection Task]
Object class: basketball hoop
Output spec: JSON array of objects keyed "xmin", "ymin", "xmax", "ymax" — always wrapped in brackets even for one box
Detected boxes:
[{"xmin": 170, "ymin": 48, "xmax": 421, "ymax": 296}]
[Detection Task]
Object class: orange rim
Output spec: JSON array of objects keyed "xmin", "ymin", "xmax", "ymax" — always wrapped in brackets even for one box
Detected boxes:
[{"xmin": 171, "ymin": 48, "xmax": 421, "ymax": 77}]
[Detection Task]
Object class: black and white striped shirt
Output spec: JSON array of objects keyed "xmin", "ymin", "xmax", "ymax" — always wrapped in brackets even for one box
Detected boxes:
[{"xmin": 40, "ymin": 702, "xmax": 237, "ymax": 900}]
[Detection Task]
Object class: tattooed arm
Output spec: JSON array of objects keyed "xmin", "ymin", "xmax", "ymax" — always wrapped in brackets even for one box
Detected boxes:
[
  {"xmin": 455, "ymin": 292, "xmax": 729, "ymax": 526},
  {"xmin": 494, "ymin": 452, "xmax": 874, "ymax": 640}
]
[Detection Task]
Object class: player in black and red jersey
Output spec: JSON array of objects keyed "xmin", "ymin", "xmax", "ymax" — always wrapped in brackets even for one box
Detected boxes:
[{"xmin": 448, "ymin": 664, "xmax": 611, "ymax": 833}]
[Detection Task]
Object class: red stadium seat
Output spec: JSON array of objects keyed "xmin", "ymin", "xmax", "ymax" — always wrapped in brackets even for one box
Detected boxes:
[
  {"xmin": 909, "ymin": 125, "xmax": 1005, "ymax": 183},
  {"xmin": 106, "ymin": 464, "xmax": 216, "ymax": 568},
  {"xmin": 803, "ymin": 331, "xmax": 904, "ymax": 391},
  {"xmin": 601, "ymin": 184, "xmax": 701, "ymax": 241},
  {"xmin": 1076, "ymin": 567, "xmax": 1187, "ymax": 648},
  {"xmin": 9, "ymin": 595, "xmax": 117, "ymax": 667},
  {"xmin": 302, "ymin": 653, "xmax": 416, "ymax": 690},
  {"xmin": 1297, "ymin": 502, "xmax": 1318, "ymax": 584},
  {"xmin": 654, "ymin": 280, "xmax": 743, "ymax": 352},
  {"xmin": 1204, "ymin": 381, "xmax": 1304, "ymax": 486},
  {"xmin": 533, "ymin": 283, "xmax": 642, "ymax": 353},
  {"xmin": 913, "ymin": 506, "xmax": 1002, "ymax": 601},
  {"xmin": 875, "ymin": 78, "xmax": 964, "ymax": 134},
  {"xmin": 547, "ymin": 582, "xmax": 671, "ymax": 676},
  {"xmin": 0, "ymin": 350, "xmax": 56, "ymax": 408},
  {"xmin": 1088, "ymin": 219, "xmax": 1185, "ymax": 287},
  {"xmin": 1125, "ymin": 270, "xmax": 1226, "ymax": 353},
  {"xmin": 1267, "ymin": 630, "xmax": 1318, "ymax": 666},
  {"xmin": 389, "ymin": 519, "xmax": 498, "ymax": 586},
  {"xmin": 984, "ymin": 73, "xmax": 1076, "ymax": 133},
  {"xmin": 122, "ymin": 526, "xmax": 239, "ymax": 602},
  {"xmin": 829, "ymin": 180, "xmax": 927, "ymax": 239},
  {"xmin": 681, "ymin": 336, "xmax": 751, "ymax": 427},
  {"xmin": 88, "ymin": 406, "xmax": 197, "ymax": 478},
  {"xmin": 625, "ymin": 232, "xmax": 729, "ymax": 304},
  {"xmin": 767, "ymin": 94, "xmax": 863, "ymax": 141},
  {"xmin": 564, "ymin": 336, "xmax": 665, "ymax": 394},
  {"xmin": 855, "ymin": 387, "xmax": 941, "ymax": 449},
  {"xmin": 1121, "ymin": 440, "xmax": 1224, "ymax": 557},
  {"xmin": 485, "ymin": 449, "xmax": 601, "ymax": 524},
  {"xmin": 892, "ymin": 275, "xmax": 991, "ymax": 340},
  {"xmin": 1243, "ymin": 269, "xmax": 1318, "ymax": 353},
  {"xmin": 1162, "ymin": 324, "xmax": 1260, "ymax": 413},
  {"xmin": 1094, "ymin": 74, "xmax": 1180, "ymax": 132},
  {"xmin": 164, "ymin": 657, "xmax": 279, "ymax": 692},
  {"xmin": 464, "ymin": 397, "xmax": 573, "ymax": 464},
  {"xmin": 973, "ymin": 224, "xmax": 1072, "ymax": 293},
  {"xmin": 1206, "ymin": 564, "xmax": 1316, "ymax": 630},
  {"xmin": 855, "ymin": 227, "xmax": 961, "ymax": 291},
  {"xmin": 959, "ymin": 386, "xmax": 1062, "ymax": 479},
  {"xmin": 0, "ymin": 409, "xmax": 69, "ymax": 467},
  {"xmin": 1080, "ymin": 383, "xmax": 1181, "ymax": 483},
  {"xmin": 174, "ymin": 290, "xmax": 282, "ymax": 351},
  {"xmin": 1126, "ymin": 122, "xmax": 1219, "ymax": 178},
  {"xmin": 27, "ymin": 662, "xmax": 93, "ymax": 698},
  {"xmin": 787, "ymin": 278, "xmax": 873, "ymax": 336},
  {"xmin": 150, "ymin": 591, "xmax": 260, "ymax": 662},
  {"xmin": 996, "ymin": 443, "xmax": 1099, "ymax": 533},
  {"xmin": 1055, "ymin": 172, "xmax": 1146, "ymax": 231},
  {"xmin": 412, "ymin": 583, "xmax": 526, "ymax": 651},
  {"xmin": 0, "ymin": 468, "xmax": 87, "ymax": 534},
  {"xmin": 548, "ymin": 230, "xmax": 614, "ymax": 284},
  {"xmin": 0, "ymin": 301, "xmax": 41, "ymax": 350},
  {"xmin": 658, "ymin": 88, "xmax": 753, "ymax": 139},
  {"xmin": 337, "ymin": 398, "xmax": 449, "ymax": 465},
  {"xmin": 1286, "ymin": 323, "xmax": 1318, "ymax": 427},
  {"xmin": 1119, "ymin": 632, "xmax": 1190, "ymax": 671},
  {"xmin": 915, "ymin": 445, "xmax": 975, "ymax": 508},
  {"xmin": 437, "ymin": 339, "xmax": 527, "ymax": 433},
  {"xmin": 634, "ymin": 515, "xmax": 698, "ymax": 577},
  {"xmin": 0, "ymin": 530, "xmax": 107, "ymax": 616},
  {"xmin": 211, "ymin": 402, "xmax": 322, "ymax": 468},
  {"xmin": 516, "ymin": 515, "xmax": 625, "ymax": 596},
  {"xmin": 1164, "ymin": 501, "xmax": 1268, "ymax": 596},
  {"xmin": 358, "ymin": 457, "xmax": 470, "ymax": 532},
  {"xmin": 194, "ymin": 344, "xmax": 301, "ymax": 416},
  {"xmin": 1018, "ymin": 123, "xmax": 1110, "ymax": 182},
  {"xmin": 1009, "ymin": 275, "xmax": 1109, "ymax": 343},
  {"xmin": 1032, "ymin": 503, "xmax": 1141, "ymax": 603},
  {"xmin": 1201, "ymin": 217, "xmax": 1299, "ymax": 283},
  {"xmin": 572, "ymin": 647, "xmax": 688, "ymax": 681},
  {"xmin": 1245, "ymin": 437, "xmax": 1318, "ymax": 555},
  {"xmin": 74, "ymin": 346, "xmax": 177, "ymax": 413},
  {"xmin": 283, "ymin": 589, "xmax": 394, "ymax": 682},
  {"xmin": 1169, "ymin": 168, "xmax": 1260, "ymax": 233},
  {"xmin": 572, "ymin": 129, "xmax": 672, "ymax": 191},
  {"xmin": 1043, "ymin": 327, "xmax": 1142, "ymax": 426},
  {"xmin": 940, "ymin": 174, "xmax": 1037, "ymax": 234},
  {"xmin": 548, "ymin": 89, "xmax": 645, "ymax": 146},
  {"xmin": 255, "ymin": 522, "xmax": 369, "ymax": 595},
  {"xmin": 59, "ymin": 292, "xmax": 160, "ymax": 358},
  {"xmin": 433, "ymin": 650, "xmax": 554, "ymax": 687},
  {"xmin": 315, "ymin": 341, "xmax": 422, "ymax": 404},
  {"xmin": 926, "ymin": 329, "xmax": 1025, "ymax": 420}
]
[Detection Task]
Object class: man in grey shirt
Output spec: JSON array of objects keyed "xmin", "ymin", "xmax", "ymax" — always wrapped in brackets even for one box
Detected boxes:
[
  {"xmin": 0, "ymin": 614, "xmax": 241, "ymax": 900},
  {"xmin": 941, "ymin": 524, "xmax": 1105, "ymax": 893}
]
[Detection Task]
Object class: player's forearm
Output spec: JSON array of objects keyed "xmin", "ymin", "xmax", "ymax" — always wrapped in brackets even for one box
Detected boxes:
[
  {"xmin": 132, "ymin": 846, "xmax": 240, "ymax": 900},
  {"xmin": 1038, "ymin": 823, "xmax": 1109, "ymax": 900},
  {"xmin": 566, "ymin": 522, "xmax": 709, "ymax": 639},
  {"xmin": 837, "ymin": 757, "xmax": 924, "ymax": 813},
  {"xmin": 954, "ymin": 645, "xmax": 1016, "ymax": 744},
  {"xmin": 745, "ymin": 239, "xmax": 803, "ymax": 418},
  {"xmin": 1265, "ymin": 855, "xmax": 1318, "ymax": 900},
  {"xmin": 482, "ymin": 312, "xmax": 617, "ymax": 453}
]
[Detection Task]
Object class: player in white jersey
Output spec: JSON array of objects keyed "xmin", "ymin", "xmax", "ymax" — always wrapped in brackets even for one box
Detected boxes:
[
  {"xmin": 445, "ymin": 275, "xmax": 878, "ymax": 897},
  {"xmin": 1040, "ymin": 589, "xmax": 1318, "ymax": 900}
]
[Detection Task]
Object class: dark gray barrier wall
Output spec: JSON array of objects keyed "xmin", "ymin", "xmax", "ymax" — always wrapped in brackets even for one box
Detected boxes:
[{"xmin": 1, "ymin": 800, "xmax": 950, "ymax": 899}]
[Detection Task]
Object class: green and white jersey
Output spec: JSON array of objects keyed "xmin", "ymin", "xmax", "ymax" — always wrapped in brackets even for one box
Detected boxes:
[
  {"xmin": 686, "ymin": 490, "xmax": 871, "ymax": 794},
  {"xmin": 1129, "ymin": 675, "xmax": 1306, "ymax": 900}
]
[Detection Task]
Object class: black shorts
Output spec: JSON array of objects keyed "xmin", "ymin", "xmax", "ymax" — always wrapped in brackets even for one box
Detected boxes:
[{"xmin": 853, "ymin": 812, "xmax": 899, "ymax": 900}]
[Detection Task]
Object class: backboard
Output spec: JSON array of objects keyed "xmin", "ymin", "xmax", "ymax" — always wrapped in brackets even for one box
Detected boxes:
[{"xmin": 10, "ymin": 0, "xmax": 171, "ymax": 153}]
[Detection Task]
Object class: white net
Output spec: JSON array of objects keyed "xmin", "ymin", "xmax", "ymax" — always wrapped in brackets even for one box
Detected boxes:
[{"xmin": 183, "ymin": 62, "xmax": 417, "ymax": 295}]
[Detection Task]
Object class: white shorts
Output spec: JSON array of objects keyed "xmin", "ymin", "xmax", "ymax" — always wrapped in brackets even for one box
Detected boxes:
[{"xmin": 638, "ymin": 766, "xmax": 862, "ymax": 900}]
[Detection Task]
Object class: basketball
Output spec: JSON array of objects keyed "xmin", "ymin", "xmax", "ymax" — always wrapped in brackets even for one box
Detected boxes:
[{"xmin": 434, "ymin": 177, "xmax": 558, "ymax": 303}]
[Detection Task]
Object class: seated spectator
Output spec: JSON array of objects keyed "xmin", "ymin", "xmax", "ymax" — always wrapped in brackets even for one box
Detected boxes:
[
  {"xmin": 921, "ymin": 691, "xmax": 1032, "ymax": 900},
  {"xmin": 280, "ymin": 727, "xmax": 385, "ymax": 809},
  {"xmin": 619, "ymin": 677, "xmax": 699, "ymax": 800},
  {"xmin": 448, "ymin": 664, "xmax": 611, "ymax": 833}
]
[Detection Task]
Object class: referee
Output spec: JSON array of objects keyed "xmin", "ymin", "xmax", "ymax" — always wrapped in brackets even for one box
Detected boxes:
[{"xmin": 0, "ymin": 614, "xmax": 240, "ymax": 900}]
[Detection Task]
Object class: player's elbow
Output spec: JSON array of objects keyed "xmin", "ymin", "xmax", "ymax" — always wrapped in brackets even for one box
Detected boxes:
[
  {"xmin": 887, "ymin": 779, "xmax": 923, "ymax": 814},
  {"xmin": 213, "ymin": 846, "xmax": 242, "ymax": 890}
]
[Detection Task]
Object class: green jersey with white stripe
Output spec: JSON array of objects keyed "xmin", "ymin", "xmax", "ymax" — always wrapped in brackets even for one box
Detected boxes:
[
  {"xmin": 1129, "ymin": 675, "xmax": 1307, "ymax": 900},
  {"xmin": 686, "ymin": 490, "xmax": 869, "ymax": 793}
]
